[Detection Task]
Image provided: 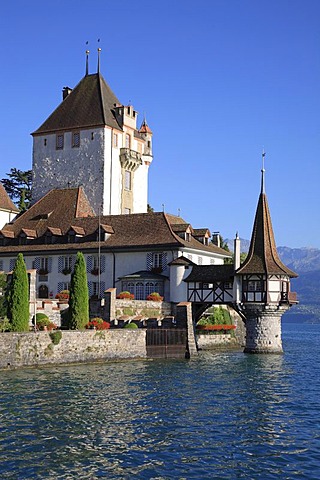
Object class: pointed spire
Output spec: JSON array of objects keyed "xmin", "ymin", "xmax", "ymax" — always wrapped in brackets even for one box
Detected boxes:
[
  {"xmin": 261, "ymin": 149, "xmax": 266, "ymax": 194},
  {"xmin": 236, "ymin": 159, "xmax": 297, "ymax": 277},
  {"xmin": 97, "ymin": 47, "xmax": 101, "ymax": 74},
  {"xmin": 85, "ymin": 49, "xmax": 89, "ymax": 76},
  {"xmin": 139, "ymin": 115, "xmax": 152, "ymax": 134}
]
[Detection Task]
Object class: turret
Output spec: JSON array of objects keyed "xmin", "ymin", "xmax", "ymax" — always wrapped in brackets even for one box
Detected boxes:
[
  {"xmin": 139, "ymin": 118, "xmax": 153, "ymax": 158},
  {"xmin": 236, "ymin": 155, "xmax": 298, "ymax": 353}
]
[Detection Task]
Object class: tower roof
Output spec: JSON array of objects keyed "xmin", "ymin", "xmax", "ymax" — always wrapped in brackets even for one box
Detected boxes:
[
  {"xmin": 139, "ymin": 118, "xmax": 152, "ymax": 134},
  {"xmin": 32, "ymin": 73, "xmax": 122, "ymax": 135},
  {"xmin": 237, "ymin": 169, "xmax": 297, "ymax": 278}
]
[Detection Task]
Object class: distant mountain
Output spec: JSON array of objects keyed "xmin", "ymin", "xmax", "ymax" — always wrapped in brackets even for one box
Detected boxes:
[{"xmin": 225, "ymin": 239, "xmax": 320, "ymax": 323}]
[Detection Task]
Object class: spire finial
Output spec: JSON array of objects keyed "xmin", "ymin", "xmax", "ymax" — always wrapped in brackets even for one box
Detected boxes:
[
  {"xmin": 97, "ymin": 39, "xmax": 101, "ymax": 74},
  {"xmin": 261, "ymin": 149, "xmax": 266, "ymax": 194},
  {"xmin": 85, "ymin": 41, "xmax": 89, "ymax": 76}
]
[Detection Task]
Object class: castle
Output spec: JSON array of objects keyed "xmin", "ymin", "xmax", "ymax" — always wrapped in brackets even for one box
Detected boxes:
[{"xmin": 0, "ymin": 55, "xmax": 298, "ymax": 353}]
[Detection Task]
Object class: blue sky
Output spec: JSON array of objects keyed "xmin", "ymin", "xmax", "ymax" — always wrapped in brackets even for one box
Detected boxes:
[{"xmin": 0, "ymin": 0, "xmax": 319, "ymax": 248}]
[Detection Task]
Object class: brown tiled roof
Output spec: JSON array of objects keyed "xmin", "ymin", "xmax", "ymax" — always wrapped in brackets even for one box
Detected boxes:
[
  {"xmin": 1, "ymin": 187, "xmax": 95, "ymax": 239},
  {"xmin": 0, "ymin": 188, "xmax": 232, "ymax": 258},
  {"xmin": 0, "ymin": 230, "xmax": 14, "ymax": 238},
  {"xmin": 171, "ymin": 223, "xmax": 193, "ymax": 233},
  {"xmin": 168, "ymin": 255, "xmax": 196, "ymax": 266},
  {"xmin": 0, "ymin": 183, "xmax": 19, "ymax": 212},
  {"xmin": 139, "ymin": 119, "xmax": 152, "ymax": 134},
  {"xmin": 193, "ymin": 228, "xmax": 210, "ymax": 237},
  {"xmin": 185, "ymin": 264, "xmax": 235, "ymax": 282},
  {"xmin": 21, "ymin": 228, "xmax": 37, "ymax": 238},
  {"xmin": 47, "ymin": 227, "xmax": 62, "ymax": 236},
  {"xmin": 70, "ymin": 225, "xmax": 85, "ymax": 235},
  {"xmin": 32, "ymin": 73, "xmax": 122, "ymax": 134},
  {"xmin": 237, "ymin": 192, "xmax": 297, "ymax": 278}
]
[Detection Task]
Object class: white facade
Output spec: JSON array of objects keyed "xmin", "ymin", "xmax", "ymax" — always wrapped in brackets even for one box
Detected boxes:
[{"xmin": 0, "ymin": 210, "xmax": 17, "ymax": 231}]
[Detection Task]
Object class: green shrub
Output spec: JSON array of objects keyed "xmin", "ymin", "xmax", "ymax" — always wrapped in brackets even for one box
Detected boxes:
[
  {"xmin": 0, "ymin": 318, "xmax": 11, "ymax": 332},
  {"xmin": 6, "ymin": 254, "xmax": 29, "ymax": 332},
  {"xmin": 68, "ymin": 252, "xmax": 89, "ymax": 329},
  {"xmin": 124, "ymin": 322, "xmax": 138, "ymax": 329},
  {"xmin": 49, "ymin": 330, "xmax": 62, "ymax": 345}
]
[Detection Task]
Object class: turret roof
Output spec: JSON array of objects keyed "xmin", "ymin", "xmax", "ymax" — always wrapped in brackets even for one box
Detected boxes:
[
  {"xmin": 139, "ymin": 119, "xmax": 152, "ymax": 134},
  {"xmin": 236, "ymin": 172, "xmax": 297, "ymax": 278},
  {"xmin": 32, "ymin": 73, "xmax": 122, "ymax": 134}
]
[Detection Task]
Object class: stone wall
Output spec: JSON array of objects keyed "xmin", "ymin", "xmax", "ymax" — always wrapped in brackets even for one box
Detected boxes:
[
  {"xmin": 0, "ymin": 330, "xmax": 146, "ymax": 369},
  {"xmin": 197, "ymin": 333, "xmax": 238, "ymax": 349}
]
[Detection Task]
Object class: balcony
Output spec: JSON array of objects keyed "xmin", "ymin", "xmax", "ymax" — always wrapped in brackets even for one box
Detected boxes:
[
  {"xmin": 120, "ymin": 148, "xmax": 142, "ymax": 171},
  {"xmin": 281, "ymin": 291, "xmax": 298, "ymax": 305}
]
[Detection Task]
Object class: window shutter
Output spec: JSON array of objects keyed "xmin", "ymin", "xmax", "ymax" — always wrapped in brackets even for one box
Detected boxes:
[
  {"xmin": 162, "ymin": 252, "xmax": 167, "ymax": 271},
  {"xmin": 88, "ymin": 281, "xmax": 93, "ymax": 296},
  {"xmin": 58, "ymin": 256, "xmax": 64, "ymax": 273},
  {"xmin": 57, "ymin": 282, "xmax": 64, "ymax": 293},
  {"xmin": 146, "ymin": 253, "xmax": 152, "ymax": 271},
  {"xmin": 32, "ymin": 257, "xmax": 40, "ymax": 271},
  {"xmin": 100, "ymin": 255, "xmax": 105, "ymax": 273},
  {"xmin": 100, "ymin": 281, "xmax": 105, "ymax": 298},
  {"xmin": 87, "ymin": 256, "xmax": 93, "ymax": 273},
  {"xmin": 48, "ymin": 257, "xmax": 52, "ymax": 273}
]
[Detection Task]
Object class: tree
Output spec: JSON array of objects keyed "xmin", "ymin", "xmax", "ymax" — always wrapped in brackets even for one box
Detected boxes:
[
  {"xmin": 147, "ymin": 203, "xmax": 154, "ymax": 213},
  {"xmin": 68, "ymin": 252, "xmax": 89, "ymax": 329},
  {"xmin": 1, "ymin": 168, "xmax": 32, "ymax": 211},
  {"xmin": 0, "ymin": 273, "xmax": 7, "ymax": 318},
  {"xmin": 6, "ymin": 254, "xmax": 29, "ymax": 331}
]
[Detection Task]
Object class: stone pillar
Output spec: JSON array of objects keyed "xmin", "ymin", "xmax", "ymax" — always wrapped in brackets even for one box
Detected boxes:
[
  {"xmin": 243, "ymin": 304, "xmax": 289, "ymax": 354},
  {"xmin": 176, "ymin": 302, "xmax": 198, "ymax": 358},
  {"xmin": 104, "ymin": 288, "xmax": 116, "ymax": 322}
]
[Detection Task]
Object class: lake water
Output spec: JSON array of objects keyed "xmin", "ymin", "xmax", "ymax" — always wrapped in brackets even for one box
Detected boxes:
[{"xmin": 1, "ymin": 323, "xmax": 320, "ymax": 479}]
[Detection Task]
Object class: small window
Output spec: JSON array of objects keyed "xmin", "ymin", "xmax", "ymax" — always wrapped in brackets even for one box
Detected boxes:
[
  {"xmin": 124, "ymin": 170, "xmax": 131, "ymax": 190},
  {"xmin": 198, "ymin": 257, "xmax": 203, "ymax": 265},
  {"xmin": 44, "ymin": 138, "xmax": 47, "ymax": 146},
  {"xmin": 72, "ymin": 132, "xmax": 80, "ymax": 148},
  {"xmin": 147, "ymin": 140, "xmax": 151, "ymax": 148},
  {"xmin": 56, "ymin": 134, "xmax": 64, "ymax": 150},
  {"xmin": 113, "ymin": 133, "xmax": 118, "ymax": 147},
  {"xmin": 91, "ymin": 132, "xmax": 94, "ymax": 140},
  {"xmin": 125, "ymin": 133, "xmax": 131, "ymax": 149},
  {"xmin": 127, "ymin": 106, "xmax": 131, "ymax": 115}
]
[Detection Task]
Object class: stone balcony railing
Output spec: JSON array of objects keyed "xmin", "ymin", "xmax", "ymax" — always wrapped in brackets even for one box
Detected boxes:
[{"xmin": 120, "ymin": 148, "xmax": 142, "ymax": 171}]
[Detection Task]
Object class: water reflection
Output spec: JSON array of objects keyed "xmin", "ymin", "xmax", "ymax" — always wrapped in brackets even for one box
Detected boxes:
[{"xmin": 0, "ymin": 326, "xmax": 319, "ymax": 478}]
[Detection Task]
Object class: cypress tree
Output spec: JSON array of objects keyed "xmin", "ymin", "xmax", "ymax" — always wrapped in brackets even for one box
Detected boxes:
[
  {"xmin": 68, "ymin": 252, "xmax": 89, "ymax": 329},
  {"xmin": 6, "ymin": 253, "xmax": 29, "ymax": 331}
]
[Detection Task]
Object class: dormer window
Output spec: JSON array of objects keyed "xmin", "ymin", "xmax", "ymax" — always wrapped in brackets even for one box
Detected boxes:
[
  {"xmin": 186, "ymin": 232, "xmax": 191, "ymax": 242},
  {"xmin": 56, "ymin": 133, "xmax": 64, "ymax": 150},
  {"xmin": 72, "ymin": 131, "xmax": 80, "ymax": 148}
]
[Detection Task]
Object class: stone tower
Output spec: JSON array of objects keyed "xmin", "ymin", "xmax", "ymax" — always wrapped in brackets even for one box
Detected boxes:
[
  {"xmin": 236, "ymin": 163, "xmax": 298, "ymax": 353},
  {"xmin": 31, "ymin": 68, "xmax": 153, "ymax": 216}
]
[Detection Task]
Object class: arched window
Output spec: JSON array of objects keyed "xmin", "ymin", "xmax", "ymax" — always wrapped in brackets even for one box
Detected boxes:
[
  {"xmin": 145, "ymin": 282, "xmax": 154, "ymax": 297},
  {"xmin": 136, "ymin": 282, "xmax": 144, "ymax": 300},
  {"xmin": 38, "ymin": 284, "xmax": 49, "ymax": 299}
]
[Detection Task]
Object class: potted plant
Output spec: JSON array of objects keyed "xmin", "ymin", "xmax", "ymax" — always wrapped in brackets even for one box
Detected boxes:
[
  {"xmin": 146, "ymin": 292, "xmax": 163, "ymax": 302},
  {"xmin": 117, "ymin": 291, "xmax": 134, "ymax": 300},
  {"xmin": 55, "ymin": 290, "xmax": 69, "ymax": 301}
]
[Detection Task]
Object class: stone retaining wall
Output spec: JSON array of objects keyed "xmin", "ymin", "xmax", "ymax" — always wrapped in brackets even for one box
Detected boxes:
[
  {"xmin": 197, "ymin": 334, "xmax": 238, "ymax": 349},
  {"xmin": 0, "ymin": 330, "xmax": 146, "ymax": 369}
]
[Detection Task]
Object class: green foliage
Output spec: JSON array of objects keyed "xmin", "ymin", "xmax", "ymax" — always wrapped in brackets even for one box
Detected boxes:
[
  {"xmin": 6, "ymin": 254, "xmax": 29, "ymax": 332},
  {"xmin": 140, "ymin": 308, "xmax": 161, "ymax": 317},
  {"xmin": 0, "ymin": 273, "xmax": 7, "ymax": 318},
  {"xmin": 124, "ymin": 322, "xmax": 138, "ymax": 329},
  {"xmin": 197, "ymin": 306, "xmax": 232, "ymax": 326},
  {"xmin": 1, "ymin": 168, "xmax": 32, "ymax": 211},
  {"xmin": 123, "ymin": 307, "xmax": 134, "ymax": 316},
  {"xmin": 35, "ymin": 314, "xmax": 50, "ymax": 329},
  {"xmin": 49, "ymin": 330, "xmax": 62, "ymax": 345},
  {"xmin": 0, "ymin": 318, "xmax": 11, "ymax": 332},
  {"xmin": 68, "ymin": 252, "xmax": 89, "ymax": 329}
]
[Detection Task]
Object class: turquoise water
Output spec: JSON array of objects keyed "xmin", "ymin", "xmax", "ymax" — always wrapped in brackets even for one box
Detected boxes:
[{"xmin": 1, "ymin": 323, "xmax": 320, "ymax": 479}]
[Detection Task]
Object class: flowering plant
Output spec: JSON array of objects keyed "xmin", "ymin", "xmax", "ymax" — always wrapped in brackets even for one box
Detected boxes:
[
  {"xmin": 85, "ymin": 318, "xmax": 110, "ymax": 330},
  {"xmin": 117, "ymin": 291, "xmax": 134, "ymax": 300},
  {"xmin": 146, "ymin": 292, "xmax": 163, "ymax": 302},
  {"xmin": 55, "ymin": 290, "xmax": 69, "ymax": 301},
  {"xmin": 196, "ymin": 324, "xmax": 236, "ymax": 331}
]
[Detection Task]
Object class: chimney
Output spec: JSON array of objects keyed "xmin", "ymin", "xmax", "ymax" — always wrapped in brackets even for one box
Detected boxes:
[
  {"xmin": 62, "ymin": 86, "xmax": 72, "ymax": 100},
  {"xmin": 234, "ymin": 232, "xmax": 241, "ymax": 271},
  {"xmin": 212, "ymin": 232, "xmax": 221, "ymax": 248}
]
